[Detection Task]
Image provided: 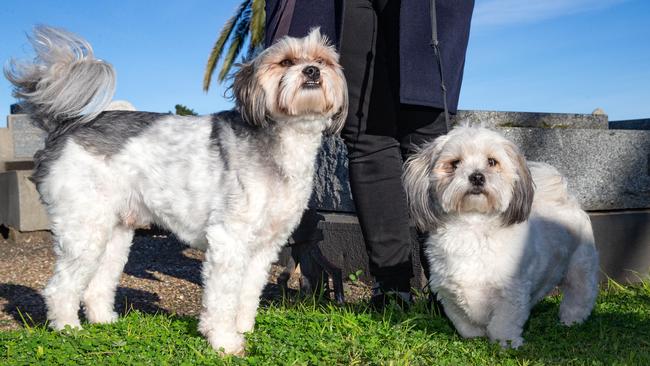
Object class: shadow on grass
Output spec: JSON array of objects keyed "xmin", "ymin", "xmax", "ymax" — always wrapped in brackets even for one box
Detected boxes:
[
  {"xmin": 260, "ymin": 286, "xmax": 650, "ymax": 365},
  {"xmin": 0, "ymin": 283, "xmax": 166, "ymax": 329},
  {"xmin": 371, "ymin": 293, "xmax": 650, "ymax": 365},
  {"xmin": 0, "ymin": 283, "xmax": 47, "ymax": 327},
  {"xmin": 124, "ymin": 230, "xmax": 203, "ymax": 286},
  {"xmin": 516, "ymin": 301, "xmax": 650, "ymax": 364}
]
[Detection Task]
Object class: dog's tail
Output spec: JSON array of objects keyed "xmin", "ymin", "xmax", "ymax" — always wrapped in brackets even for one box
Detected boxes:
[{"xmin": 4, "ymin": 25, "xmax": 115, "ymax": 133}]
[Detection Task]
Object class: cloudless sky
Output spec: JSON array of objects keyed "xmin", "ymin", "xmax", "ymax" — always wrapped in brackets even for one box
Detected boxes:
[{"xmin": 1, "ymin": 0, "xmax": 648, "ymax": 128}]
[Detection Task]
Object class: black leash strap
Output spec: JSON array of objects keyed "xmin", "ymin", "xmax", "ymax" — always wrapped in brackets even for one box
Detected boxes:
[{"xmin": 429, "ymin": 0, "xmax": 451, "ymax": 132}]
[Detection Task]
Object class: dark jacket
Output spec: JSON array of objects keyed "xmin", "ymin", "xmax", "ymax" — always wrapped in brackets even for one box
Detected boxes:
[{"xmin": 265, "ymin": 0, "xmax": 474, "ymax": 113}]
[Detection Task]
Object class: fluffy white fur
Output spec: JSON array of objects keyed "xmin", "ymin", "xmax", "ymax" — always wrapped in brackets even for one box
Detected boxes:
[
  {"xmin": 5, "ymin": 26, "xmax": 347, "ymax": 355},
  {"xmin": 402, "ymin": 126, "xmax": 599, "ymax": 348}
]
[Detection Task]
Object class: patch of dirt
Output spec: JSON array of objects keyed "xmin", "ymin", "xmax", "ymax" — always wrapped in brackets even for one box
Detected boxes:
[{"xmin": 0, "ymin": 230, "xmax": 370, "ymax": 331}]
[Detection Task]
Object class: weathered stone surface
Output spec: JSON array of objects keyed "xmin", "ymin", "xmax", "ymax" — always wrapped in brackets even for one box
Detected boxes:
[
  {"xmin": 7, "ymin": 115, "xmax": 45, "ymax": 159},
  {"xmin": 310, "ymin": 210, "xmax": 650, "ymax": 286},
  {"xmin": 454, "ymin": 110, "xmax": 608, "ymax": 129},
  {"xmin": 609, "ymin": 118, "xmax": 650, "ymax": 130},
  {"xmin": 591, "ymin": 210, "xmax": 650, "ymax": 283},
  {"xmin": 311, "ymin": 127, "xmax": 650, "ymax": 212},
  {"xmin": 501, "ymin": 128, "xmax": 650, "ymax": 211},
  {"xmin": 309, "ymin": 137, "xmax": 353, "ymax": 212},
  {"xmin": 0, "ymin": 128, "xmax": 14, "ymax": 172},
  {"xmin": 0, "ymin": 170, "xmax": 49, "ymax": 232}
]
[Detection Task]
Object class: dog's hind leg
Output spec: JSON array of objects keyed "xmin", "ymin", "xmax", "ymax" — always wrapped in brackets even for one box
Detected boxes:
[
  {"xmin": 236, "ymin": 245, "xmax": 281, "ymax": 334},
  {"xmin": 43, "ymin": 215, "xmax": 114, "ymax": 330},
  {"xmin": 83, "ymin": 224, "xmax": 134, "ymax": 324},
  {"xmin": 559, "ymin": 243, "xmax": 599, "ymax": 325},
  {"xmin": 199, "ymin": 224, "xmax": 249, "ymax": 355}
]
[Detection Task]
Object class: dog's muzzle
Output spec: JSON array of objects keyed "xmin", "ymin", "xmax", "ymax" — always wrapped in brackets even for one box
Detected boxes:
[
  {"xmin": 468, "ymin": 171, "xmax": 485, "ymax": 194},
  {"xmin": 302, "ymin": 66, "xmax": 321, "ymax": 88}
]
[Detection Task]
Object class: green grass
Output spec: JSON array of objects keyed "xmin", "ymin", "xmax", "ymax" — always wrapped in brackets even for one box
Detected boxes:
[{"xmin": 1, "ymin": 282, "xmax": 649, "ymax": 365}]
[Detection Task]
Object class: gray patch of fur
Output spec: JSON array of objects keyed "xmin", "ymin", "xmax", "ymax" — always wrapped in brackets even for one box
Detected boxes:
[
  {"xmin": 72, "ymin": 111, "xmax": 165, "ymax": 155},
  {"xmin": 31, "ymin": 111, "xmax": 165, "ymax": 191},
  {"xmin": 232, "ymin": 61, "xmax": 267, "ymax": 127},
  {"xmin": 208, "ymin": 110, "xmax": 302, "ymax": 197},
  {"xmin": 501, "ymin": 143, "xmax": 535, "ymax": 226},
  {"xmin": 210, "ymin": 111, "xmax": 239, "ymax": 171}
]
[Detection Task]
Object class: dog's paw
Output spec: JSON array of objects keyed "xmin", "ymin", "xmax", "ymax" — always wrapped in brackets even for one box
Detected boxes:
[
  {"xmin": 236, "ymin": 313, "xmax": 256, "ymax": 334},
  {"xmin": 205, "ymin": 331, "xmax": 246, "ymax": 356},
  {"xmin": 560, "ymin": 309, "xmax": 589, "ymax": 326},
  {"xmin": 86, "ymin": 309, "xmax": 119, "ymax": 325},
  {"xmin": 49, "ymin": 318, "xmax": 82, "ymax": 331},
  {"xmin": 492, "ymin": 336, "xmax": 524, "ymax": 349}
]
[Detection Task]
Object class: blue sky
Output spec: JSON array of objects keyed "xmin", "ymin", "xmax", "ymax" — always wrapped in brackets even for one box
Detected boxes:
[{"xmin": 1, "ymin": 0, "xmax": 648, "ymax": 128}]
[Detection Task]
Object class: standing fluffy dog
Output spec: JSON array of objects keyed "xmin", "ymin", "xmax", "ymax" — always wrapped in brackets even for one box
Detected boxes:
[
  {"xmin": 5, "ymin": 26, "xmax": 347, "ymax": 355},
  {"xmin": 402, "ymin": 126, "xmax": 599, "ymax": 348}
]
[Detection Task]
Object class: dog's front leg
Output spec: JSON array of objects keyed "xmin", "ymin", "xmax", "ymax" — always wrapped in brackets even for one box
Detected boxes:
[
  {"xmin": 199, "ymin": 225, "xmax": 249, "ymax": 356},
  {"xmin": 441, "ymin": 300, "xmax": 486, "ymax": 339},
  {"xmin": 486, "ymin": 287, "xmax": 531, "ymax": 349},
  {"xmin": 236, "ymin": 244, "xmax": 281, "ymax": 333}
]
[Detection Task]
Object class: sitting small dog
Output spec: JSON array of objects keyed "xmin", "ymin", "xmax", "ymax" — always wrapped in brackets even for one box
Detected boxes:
[
  {"xmin": 402, "ymin": 126, "xmax": 599, "ymax": 348},
  {"xmin": 5, "ymin": 26, "xmax": 347, "ymax": 355}
]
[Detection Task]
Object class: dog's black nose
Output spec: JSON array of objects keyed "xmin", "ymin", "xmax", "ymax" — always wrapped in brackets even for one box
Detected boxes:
[
  {"xmin": 469, "ymin": 172, "xmax": 485, "ymax": 186},
  {"xmin": 302, "ymin": 66, "xmax": 320, "ymax": 81}
]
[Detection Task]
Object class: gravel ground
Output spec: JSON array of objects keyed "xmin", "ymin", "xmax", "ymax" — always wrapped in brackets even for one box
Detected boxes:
[{"xmin": 0, "ymin": 230, "xmax": 371, "ymax": 331}]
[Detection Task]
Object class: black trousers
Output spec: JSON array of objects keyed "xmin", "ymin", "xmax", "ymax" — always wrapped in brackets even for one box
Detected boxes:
[{"xmin": 338, "ymin": 0, "xmax": 447, "ymax": 291}]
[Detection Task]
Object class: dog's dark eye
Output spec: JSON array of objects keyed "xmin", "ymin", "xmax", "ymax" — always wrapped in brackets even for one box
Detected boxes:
[
  {"xmin": 488, "ymin": 158, "xmax": 498, "ymax": 167},
  {"xmin": 450, "ymin": 160, "xmax": 461, "ymax": 170},
  {"xmin": 315, "ymin": 58, "xmax": 325, "ymax": 64},
  {"xmin": 280, "ymin": 59, "xmax": 294, "ymax": 67}
]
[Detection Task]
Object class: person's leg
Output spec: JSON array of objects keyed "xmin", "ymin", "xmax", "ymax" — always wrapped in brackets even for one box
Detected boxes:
[
  {"xmin": 397, "ymin": 105, "xmax": 447, "ymax": 160},
  {"xmin": 397, "ymin": 105, "xmax": 447, "ymax": 309},
  {"xmin": 340, "ymin": 0, "xmax": 413, "ymax": 296}
]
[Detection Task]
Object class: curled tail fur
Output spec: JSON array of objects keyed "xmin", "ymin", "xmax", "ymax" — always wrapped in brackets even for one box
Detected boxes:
[{"xmin": 4, "ymin": 25, "xmax": 115, "ymax": 133}]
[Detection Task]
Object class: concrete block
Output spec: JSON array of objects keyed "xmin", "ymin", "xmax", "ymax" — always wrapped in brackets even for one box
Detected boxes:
[
  {"xmin": 609, "ymin": 118, "xmax": 650, "ymax": 130},
  {"xmin": 0, "ymin": 127, "xmax": 14, "ymax": 172},
  {"xmin": 308, "ymin": 211, "xmax": 650, "ymax": 287},
  {"xmin": 310, "ymin": 137, "xmax": 353, "ymax": 212},
  {"xmin": 311, "ymin": 128, "xmax": 650, "ymax": 212},
  {"xmin": 591, "ymin": 210, "xmax": 650, "ymax": 283},
  {"xmin": 454, "ymin": 110, "xmax": 608, "ymax": 129},
  {"xmin": 0, "ymin": 170, "xmax": 49, "ymax": 232},
  {"xmin": 7, "ymin": 114, "xmax": 45, "ymax": 159},
  {"xmin": 290, "ymin": 213, "xmax": 427, "ymax": 289},
  {"xmin": 501, "ymin": 128, "xmax": 650, "ymax": 211}
]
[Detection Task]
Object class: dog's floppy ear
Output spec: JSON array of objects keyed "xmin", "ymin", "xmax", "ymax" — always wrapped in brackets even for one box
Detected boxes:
[
  {"xmin": 324, "ymin": 71, "xmax": 348, "ymax": 136},
  {"xmin": 233, "ymin": 61, "xmax": 267, "ymax": 127},
  {"xmin": 501, "ymin": 141, "xmax": 534, "ymax": 226},
  {"xmin": 402, "ymin": 135, "xmax": 449, "ymax": 230}
]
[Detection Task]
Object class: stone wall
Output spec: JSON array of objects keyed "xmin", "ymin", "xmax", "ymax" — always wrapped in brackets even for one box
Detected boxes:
[
  {"xmin": 306, "ymin": 110, "xmax": 650, "ymax": 286},
  {"xmin": 2, "ymin": 108, "xmax": 648, "ymax": 285},
  {"xmin": 310, "ymin": 110, "xmax": 650, "ymax": 213}
]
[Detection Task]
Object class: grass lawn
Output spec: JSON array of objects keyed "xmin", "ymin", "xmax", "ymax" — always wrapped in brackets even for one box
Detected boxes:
[{"xmin": 1, "ymin": 281, "xmax": 649, "ymax": 365}]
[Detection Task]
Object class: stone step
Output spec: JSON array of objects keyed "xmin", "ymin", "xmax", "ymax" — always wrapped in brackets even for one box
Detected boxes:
[
  {"xmin": 280, "ymin": 211, "xmax": 650, "ymax": 289},
  {"xmin": 501, "ymin": 127, "xmax": 650, "ymax": 211},
  {"xmin": 312, "ymin": 127, "xmax": 650, "ymax": 212},
  {"xmin": 609, "ymin": 118, "xmax": 650, "ymax": 130},
  {"xmin": 0, "ymin": 170, "xmax": 49, "ymax": 232},
  {"xmin": 455, "ymin": 110, "xmax": 608, "ymax": 129},
  {"xmin": 7, "ymin": 114, "xmax": 45, "ymax": 160}
]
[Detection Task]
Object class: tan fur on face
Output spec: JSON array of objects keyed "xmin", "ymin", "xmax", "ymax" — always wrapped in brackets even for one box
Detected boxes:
[
  {"xmin": 432, "ymin": 133, "xmax": 518, "ymax": 216},
  {"xmin": 233, "ymin": 28, "xmax": 348, "ymax": 135},
  {"xmin": 403, "ymin": 125, "xmax": 534, "ymax": 229}
]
